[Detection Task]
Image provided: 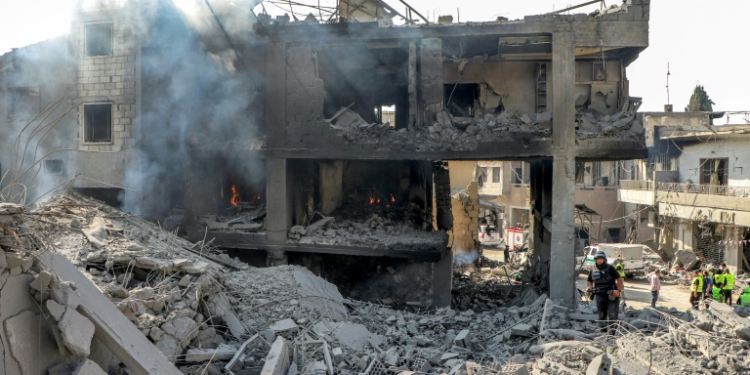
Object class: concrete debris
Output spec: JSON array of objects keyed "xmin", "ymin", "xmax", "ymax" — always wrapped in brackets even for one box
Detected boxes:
[
  {"xmin": 72, "ymin": 359, "xmax": 107, "ymax": 375},
  {"xmin": 3, "ymin": 192, "xmax": 750, "ymax": 375},
  {"xmin": 59, "ymin": 307, "xmax": 96, "ymax": 357},
  {"xmin": 329, "ymin": 107, "xmax": 642, "ymax": 152}
]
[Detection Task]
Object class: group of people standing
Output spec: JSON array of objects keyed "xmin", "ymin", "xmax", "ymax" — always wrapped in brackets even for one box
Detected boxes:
[{"xmin": 690, "ymin": 263, "xmax": 750, "ymax": 308}]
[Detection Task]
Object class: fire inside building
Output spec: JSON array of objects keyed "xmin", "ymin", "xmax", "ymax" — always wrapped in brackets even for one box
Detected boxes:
[{"xmin": 0, "ymin": 0, "xmax": 650, "ymax": 311}]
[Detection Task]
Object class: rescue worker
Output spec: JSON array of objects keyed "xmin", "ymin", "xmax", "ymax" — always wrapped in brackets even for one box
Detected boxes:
[
  {"xmin": 689, "ymin": 271, "xmax": 703, "ymax": 309},
  {"xmin": 586, "ymin": 251, "xmax": 624, "ymax": 334},
  {"xmin": 712, "ymin": 283, "xmax": 723, "ymax": 302},
  {"xmin": 737, "ymin": 287, "xmax": 750, "ymax": 307},
  {"xmin": 714, "ymin": 269, "xmax": 725, "ymax": 291},
  {"xmin": 723, "ymin": 268, "xmax": 735, "ymax": 306},
  {"xmin": 615, "ymin": 261, "xmax": 626, "ymax": 279}
]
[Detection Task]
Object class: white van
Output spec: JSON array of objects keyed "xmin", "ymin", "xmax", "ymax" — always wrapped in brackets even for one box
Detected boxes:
[{"xmin": 581, "ymin": 243, "xmax": 645, "ymax": 277}]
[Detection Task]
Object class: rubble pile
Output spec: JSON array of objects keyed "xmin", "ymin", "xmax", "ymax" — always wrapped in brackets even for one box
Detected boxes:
[
  {"xmin": 3, "ymin": 192, "xmax": 750, "ymax": 375},
  {"xmin": 197, "ymin": 202, "xmax": 267, "ymax": 234},
  {"xmin": 290, "ymin": 214, "xmax": 447, "ymax": 251},
  {"xmin": 328, "ymin": 107, "xmax": 643, "ymax": 151},
  {"xmin": 0, "ymin": 203, "xmax": 113, "ymax": 374}
]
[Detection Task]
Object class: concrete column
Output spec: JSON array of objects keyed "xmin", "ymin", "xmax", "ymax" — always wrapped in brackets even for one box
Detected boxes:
[
  {"xmin": 266, "ymin": 157, "xmax": 289, "ymax": 243},
  {"xmin": 549, "ymin": 32, "xmax": 577, "ymax": 307},
  {"xmin": 407, "ymin": 42, "xmax": 418, "ymax": 130},
  {"xmin": 419, "ymin": 38, "xmax": 443, "ymax": 128},
  {"xmin": 431, "ymin": 249, "xmax": 453, "ymax": 307}
]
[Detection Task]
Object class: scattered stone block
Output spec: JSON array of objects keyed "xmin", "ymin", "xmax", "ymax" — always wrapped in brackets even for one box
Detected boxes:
[
  {"xmin": 499, "ymin": 364, "xmax": 528, "ymax": 375},
  {"xmin": 29, "ymin": 270, "xmax": 53, "ymax": 295},
  {"xmin": 261, "ymin": 337, "xmax": 290, "ymax": 375},
  {"xmin": 59, "ymin": 308, "xmax": 96, "ymax": 357},
  {"xmin": 511, "ymin": 323, "xmax": 534, "ymax": 337},
  {"xmin": 46, "ymin": 299, "xmax": 66, "ymax": 321},
  {"xmin": 270, "ymin": 318, "xmax": 299, "ymax": 334},
  {"xmin": 72, "ymin": 359, "xmax": 107, "ymax": 375},
  {"xmin": 586, "ymin": 354, "xmax": 611, "ymax": 375},
  {"xmin": 186, "ymin": 344, "xmax": 238, "ymax": 362},
  {"xmin": 454, "ymin": 329, "xmax": 472, "ymax": 347}
]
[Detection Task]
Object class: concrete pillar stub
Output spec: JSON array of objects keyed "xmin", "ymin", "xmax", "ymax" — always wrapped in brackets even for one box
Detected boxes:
[
  {"xmin": 266, "ymin": 157, "xmax": 289, "ymax": 243},
  {"xmin": 549, "ymin": 32, "xmax": 577, "ymax": 307}
]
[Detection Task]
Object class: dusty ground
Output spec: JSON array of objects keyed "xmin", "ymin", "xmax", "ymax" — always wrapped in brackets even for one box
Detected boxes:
[{"xmin": 576, "ymin": 274, "xmax": 692, "ymax": 311}]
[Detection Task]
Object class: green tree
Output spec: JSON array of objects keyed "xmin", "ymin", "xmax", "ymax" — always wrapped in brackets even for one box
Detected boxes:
[{"xmin": 685, "ymin": 85, "xmax": 715, "ymax": 112}]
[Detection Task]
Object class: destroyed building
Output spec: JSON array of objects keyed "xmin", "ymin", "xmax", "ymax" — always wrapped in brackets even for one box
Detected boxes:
[
  {"xmin": 1, "ymin": 0, "xmax": 650, "ymax": 308},
  {"xmin": 618, "ymin": 110, "xmax": 750, "ymax": 274}
]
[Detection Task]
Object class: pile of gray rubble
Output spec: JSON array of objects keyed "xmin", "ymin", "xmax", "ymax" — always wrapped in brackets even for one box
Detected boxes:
[
  {"xmin": 328, "ymin": 107, "xmax": 643, "ymax": 151},
  {"xmin": 289, "ymin": 213, "xmax": 447, "ymax": 251},
  {"xmin": 2, "ymin": 192, "xmax": 750, "ymax": 374}
]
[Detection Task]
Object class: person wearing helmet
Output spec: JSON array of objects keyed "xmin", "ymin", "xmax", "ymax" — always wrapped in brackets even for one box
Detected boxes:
[
  {"xmin": 737, "ymin": 287, "xmax": 750, "ymax": 307},
  {"xmin": 586, "ymin": 251, "xmax": 624, "ymax": 334}
]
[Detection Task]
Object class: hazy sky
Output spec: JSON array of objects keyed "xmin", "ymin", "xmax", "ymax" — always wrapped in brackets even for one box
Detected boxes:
[{"xmin": 1, "ymin": 0, "xmax": 748, "ymax": 112}]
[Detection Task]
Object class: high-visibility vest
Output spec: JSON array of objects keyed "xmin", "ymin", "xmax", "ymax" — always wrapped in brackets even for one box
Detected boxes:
[
  {"xmin": 723, "ymin": 273, "xmax": 735, "ymax": 290},
  {"xmin": 714, "ymin": 274, "xmax": 725, "ymax": 287},
  {"xmin": 713, "ymin": 287, "xmax": 723, "ymax": 301},
  {"xmin": 741, "ymin": 293, "xmax": 750, "ymax": 307},
  {"xmin": 691, "ymin": 277, "xmax": 704, "ymax": 293},
  {"xmin": 616, "ymin": 263, "xmax": 625, "ymax": 278}
]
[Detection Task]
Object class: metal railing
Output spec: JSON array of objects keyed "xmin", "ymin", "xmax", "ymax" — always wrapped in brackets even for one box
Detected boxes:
[
  {"xmin": 620, "ymin": 180, "xmax": 750, "ymax": 197},
  {"xmin": 619, "ymin": 180, "xmax": 654, "ymax": 190},
  {"xmin": 655, "ymin": 182, "xmax": 750, "ymax": 197}
]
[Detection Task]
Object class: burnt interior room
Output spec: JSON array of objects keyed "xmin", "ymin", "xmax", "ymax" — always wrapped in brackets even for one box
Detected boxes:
[
  {"xmin": 185, "ymin": 155, "xmax": 267, "ymax": 232},
  {"xmin": 288, "ymin": 159, "xmax": 435, "ymax": 230},
  {"xmin": 316, "ymin": 42, "xmax": 409, "ymax": 129}
]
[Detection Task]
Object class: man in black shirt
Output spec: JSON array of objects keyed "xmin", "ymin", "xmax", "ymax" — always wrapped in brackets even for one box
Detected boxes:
[{"xmin": 587, "ymin": 251, "xmax": 624, "ymax": 334}]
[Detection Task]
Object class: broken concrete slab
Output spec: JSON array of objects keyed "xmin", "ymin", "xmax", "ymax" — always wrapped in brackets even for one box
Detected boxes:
[
  {"xmin": 454, "ymin": 329, "xmax": 472, "ymax": 347},
  {"xmin": 707, "ymin": 302, "xmax": 750, "ymax": 340},
  {"xmin": 186, "ymin": 344, "xmax": 238, "ymax": 362},
  {"xmin": 5, "ymin": 309, "xmax": 65, "ymax": 375},
  {"xmin": 511, "ymin": 323, "xmax": 534, "ymax": 337},
  {"xmin": 46, "ymin": 299, "xmax": 66, "ymax": 321},
  {"xmin": 59, "ymin": 307, "xmax": 96, "ymax": 357},
  {"xmin": 674, "ymin": 249, "xmax": 699, "ymax": 270},
  {"xmin": 270, "ymin": 318, "xmax": 299, "ymax": 334},
  {"xmin": 39, "ymin": 253, "xmax": 182, "ymax": 375},
  {"xmin": 528, "ymin": 341, "xmax": 588, "ymax": 355},
  {"xmin": 585, "ymin": 354, "xmax": 611, "ymax": 375},
  {"xmin": 29, "ymin": 270, "xmax": 53, "ymax": 295},
  {"xmin": 72, "ymin": 359, "xmax": 107, "ymax": 375},
  {"xmin": 208, "ymin": 293, "xmax": 245, "ymax": 339},
  {"xmin": 261, "ymin": 336, "xmax": 290, "ymax": 375}
]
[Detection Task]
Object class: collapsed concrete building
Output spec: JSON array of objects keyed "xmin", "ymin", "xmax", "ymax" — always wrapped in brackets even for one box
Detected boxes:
[{"xmin": 0, "ymin": 0, "xmax": 650, "ymax": 308}]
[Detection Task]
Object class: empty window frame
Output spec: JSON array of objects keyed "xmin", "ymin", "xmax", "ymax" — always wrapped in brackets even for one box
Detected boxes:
[
  {"xmin": 512, "ymin": 162, "xmax": 529, "ymax": 185},
  {"xmin": 700, "ymin": 158, "xmax": 728, "ymax": 186},
  {"xmin": 44, "ymin": 160, "xmax": 63, "ymax": 175},
  {"xmin": 85, "ymin": 22, "xmax": 113, "ymax": 57},
  {"xmin": 8, "ymin": 87, "xmax": 41, "ymax": 117},
  {"xmin": 84, "ymin": 103, "xmax": 112, "ymax": 143},
  {"xmin": 492, "ymin": 167, "xmax": 501, "ymax": 183}
]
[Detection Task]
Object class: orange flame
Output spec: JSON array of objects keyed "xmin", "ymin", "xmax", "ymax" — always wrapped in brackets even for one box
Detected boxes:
[
  {"xmin": 230, "ymin": 185, "xmax": 239, "ymax": 206},
  {"xmin": 391, "ymin": 195, "xmax": 395, "ymax": 203},
  {"xmin": 369, "ymin": 197, "xmax": 375, "ymax": 204}
]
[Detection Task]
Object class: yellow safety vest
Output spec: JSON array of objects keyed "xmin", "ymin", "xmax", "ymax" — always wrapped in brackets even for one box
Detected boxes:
[
  {"xmin": 741, "ymin": 293, "xmax": 750, "ymax": 307},
  {"xmin": 616, "ymin": 264, "xmax": 625, "ymax": 278},
  {"xmin": 723, "ymin": 273, "xmax": 735, "ymax": 290},
  {"xmin": 714, "ymin": 274, "xmax": 725, "ymax": 287},
  {"xmin": 691, "ymin": 277, "xmax": 703, "ymax": 293}
]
